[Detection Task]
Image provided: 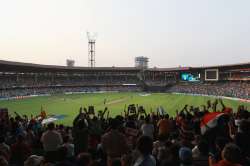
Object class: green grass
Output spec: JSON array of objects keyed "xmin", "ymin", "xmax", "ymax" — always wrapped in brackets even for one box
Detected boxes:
[{"xmin": 0, "ymin": 92, "xmax": 249, "ymax": 126}]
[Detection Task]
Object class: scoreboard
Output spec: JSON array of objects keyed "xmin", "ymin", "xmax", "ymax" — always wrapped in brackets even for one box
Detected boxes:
[{"xmin": 205, "ymin": 69, "xmax": 219, "ymax": 81}]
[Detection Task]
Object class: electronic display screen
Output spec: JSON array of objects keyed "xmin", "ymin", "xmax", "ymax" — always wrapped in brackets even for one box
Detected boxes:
[{"xmin": 181, "ymin": 73, "xmax": 200, "ymax": 82}]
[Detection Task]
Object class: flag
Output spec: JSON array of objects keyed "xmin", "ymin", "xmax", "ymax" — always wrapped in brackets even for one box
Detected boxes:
[
  {"xmin": 40, "ymin": 105, "xmax": 47, "ymax": 119},
  {"xmin": 159, "ymin": 106, "xmax": 166, "ymax": 115},
  {"xmin": 200, "ymin": 112, "xmax": 224, "ymax": 135}
]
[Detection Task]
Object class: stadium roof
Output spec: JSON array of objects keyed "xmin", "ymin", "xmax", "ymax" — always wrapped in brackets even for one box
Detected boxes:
[
  {"xmin": 197, "ymin": 62, "xmax": 250, "ymax": 69},
  {"xmin": 0, "ymin": 60, "xmax": 140, "ymax": 72},
  {"xmin": 0, "ymin": 60, "xmax": 249, "ymax": 73},
  {"xmin": 146, "ymin": 67, "xmax": 190, "ymax": 72}
]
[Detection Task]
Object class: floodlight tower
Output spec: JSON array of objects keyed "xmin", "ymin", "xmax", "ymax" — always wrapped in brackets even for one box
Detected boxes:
[{"xmin": 87, "ymin": 32, "xmax": 97, "ymax": 67}]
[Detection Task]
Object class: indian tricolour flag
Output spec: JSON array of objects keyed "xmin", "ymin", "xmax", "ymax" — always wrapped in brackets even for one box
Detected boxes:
[{"xmin": 200, "ymin": 112, "xmax": 225, "ymax": 135}]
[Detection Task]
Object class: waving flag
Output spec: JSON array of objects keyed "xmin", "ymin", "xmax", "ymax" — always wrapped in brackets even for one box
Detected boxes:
[{"xmin": 200, "ymin": 112, "xmax": 225, "ymax": 135}]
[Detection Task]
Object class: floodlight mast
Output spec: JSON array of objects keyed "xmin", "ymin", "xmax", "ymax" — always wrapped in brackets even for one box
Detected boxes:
[{"xmin": 87, "ymin": 32, "xmax": 97, "ymax": 67}]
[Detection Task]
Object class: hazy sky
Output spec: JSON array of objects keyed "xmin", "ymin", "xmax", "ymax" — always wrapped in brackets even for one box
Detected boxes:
[{"xmin": 0, "ymin": 0, "xmax": 249, "ymax": 67}]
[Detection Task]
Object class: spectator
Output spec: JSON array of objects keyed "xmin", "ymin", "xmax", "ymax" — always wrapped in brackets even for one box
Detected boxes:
[
  {"xmin": 26, "ymin": 125, "xmax": 35, "ymax": 147},
  {"xmin": 234, "ymin": 120, "xmax": 250, "ymax": 158},
  {"xmin": 179, "ymin": 147, "xmax": 193, "ymax": 166},
  {"xmin": 157, "ymin": 114, "xmax": 170, "ymax": 137},
  {"xmin": 40, "ymin": 122, "xmax": 63, "ymax": 162},
  {"xmin": 56, "ymin": 146, "xmax": 74, "ymax": 166},
  {"xmin": 210, "ymin": 143, "xmax": 242, "ymax": 166},
  {"xmin": 11, "ymin": 135, "xmax": 31, "ymax": 165},
  {"xmin": 62, "ymin": 135, "xmax": 75, "ymax": 158},
  {"xmin": 0, "ymin": 136, "xmax": 10, "ymax": 161},
  {"xmin": 73, "ymin": 111, "xmax": 89, "ymax": 155},
  {"xmin": 133, "ymin": 136, "xmax": 156, "ymax": 166},
  {"xmin": 152, "ymin": 134, "xmax": 168, "ymax": 161},
  {"xmin": 192, "ymin": 139, "xmax": 209, "ymax": 166},
  {"xmin": 160, "ymin": 143, "xmax": 180, "ymax": 166},
  {"xmin": 101, "ymin": 118, "xmax": 129, "ymax": 165},
  {"xmin": 213, "ymin": 137, "xmax": 230, "ymax": 162},
  {"xmin": 76, "ymin": 152, "xmax": 93, "ymax": 166},
  {"xmin": 140, "ymin": 116, "xmax": 154, "ymax": 139}
]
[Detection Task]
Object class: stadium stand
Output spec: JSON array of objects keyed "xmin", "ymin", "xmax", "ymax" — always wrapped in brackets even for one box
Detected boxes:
[
  {"xmin": 167, "ymin": 82, "xmax": 249, "ymax": 100},
  {"xmin": 0, "ymin": 60, "xmax": 249, "ymax": 99},
  {"xmin": 0, "ymin": 60, "xmax": 249, "ymax": 166}
]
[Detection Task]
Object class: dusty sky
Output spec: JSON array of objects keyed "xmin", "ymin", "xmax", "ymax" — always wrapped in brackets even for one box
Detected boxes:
[{"xmin": 0, "ymin": 0, "xmax": 249, "ymax": 67}]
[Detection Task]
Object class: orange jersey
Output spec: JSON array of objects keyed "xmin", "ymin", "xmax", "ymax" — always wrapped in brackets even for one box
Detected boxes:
[{"xmin": 157, "ymin": 119, "xmax": 169, "ymax": 135}]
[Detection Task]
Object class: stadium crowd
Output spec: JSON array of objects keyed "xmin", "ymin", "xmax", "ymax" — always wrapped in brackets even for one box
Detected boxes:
[
  {"xmin": 0, "ymin": 75, "xmax": 140, "ymax": 89},
  {"xmin": 0, "ymin": 86, "xmax": 142, "ymax": 99},
  {"xmin": 167, "ymin": 82, "xmax": 249, "ymax": 100},
  {"xmin": 0, "ymin": 99, "xmax": 249, "ymax": 166}
]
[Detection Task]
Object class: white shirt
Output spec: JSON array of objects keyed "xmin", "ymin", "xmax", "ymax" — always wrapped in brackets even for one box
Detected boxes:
[
  {"xmin": 63, "ymin": 143, "xmax": 75, "ymax": 157},
  {"xmin": 133, "ymin": 155, "xmax": 156, "ymax": 166},
  {"xmin": 141, "ymin": 124, "xmax": 154, "ymax": 139},
  {"xmin": 41, "ymin": 130, "xmax": 63, "ymax": 151}
]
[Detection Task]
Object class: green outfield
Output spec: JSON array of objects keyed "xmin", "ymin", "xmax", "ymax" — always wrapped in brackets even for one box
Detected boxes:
[{"xmin": 0, "ymin": 92, "xmax": 249, "ymax": 126}]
